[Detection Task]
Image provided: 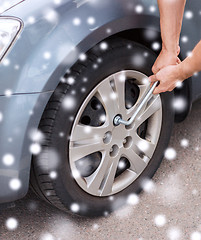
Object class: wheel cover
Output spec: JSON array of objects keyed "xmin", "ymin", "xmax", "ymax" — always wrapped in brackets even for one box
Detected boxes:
[{"xmin": 69, "ymin": 70, "xmax": 162, "ymax": 197}]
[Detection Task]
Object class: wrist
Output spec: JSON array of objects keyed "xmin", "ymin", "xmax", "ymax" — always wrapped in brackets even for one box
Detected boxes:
[
  {"xmin": 176, "ymin": 62, "xmax": 190, "ymax": 81},
  {"xmin": 162, "ymin": 44, "xmax": 179, "ymax": 55}
]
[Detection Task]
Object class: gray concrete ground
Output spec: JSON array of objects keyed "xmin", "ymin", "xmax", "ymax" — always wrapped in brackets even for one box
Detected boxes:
[{"xmin": 0, "ymin": 99, "xmax": 201, "ymax": 240}]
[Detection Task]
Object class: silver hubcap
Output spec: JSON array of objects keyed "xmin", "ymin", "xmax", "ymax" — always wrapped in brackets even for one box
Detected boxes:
[{"xmin": 69, "ymin": 70, "xmax": 162, "ymax": 197}]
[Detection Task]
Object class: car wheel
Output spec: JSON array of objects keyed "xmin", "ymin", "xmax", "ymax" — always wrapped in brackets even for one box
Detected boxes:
[{"xmin": 31, "ymin": 38, "xmax": 174, "ymax": 216}]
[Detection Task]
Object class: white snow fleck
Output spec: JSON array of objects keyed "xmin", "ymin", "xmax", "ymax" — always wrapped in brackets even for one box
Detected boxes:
[
  {"xmin": 14, "ymin": 65, "xmax": 20, "ymax": 70},
  {"xmin": 154, "ymin": 214, "xmax": 166, "ymax": 227},
  {"xmin": 141, "ymin": 178, "xmax": 156, "ymax": 193},
  {"xmin": 185, "ymin": 10, "xmax": 193, "ymax": 19},
  {"xmin": 164, "ymin": 147, "xmax": 177, "ymax": 160},
  {"xmin": 44, "ymin": 9, "xmax": 59, "ymax": 23},
  {"xmin": 54, "ymin": 0, "xmax": 62, "ymax": 5},
  {"xmin": 192, "ymin": 189, "xmax": 198, "ymax": 196},
  {"xmin": 40, "ymin": 232, "xmax": 55, "ymax": 240},
  {"xmin": 9, "ymin": 178, "xmax": 21, "ymax": 191},
  {"xmin": 180, "ymin": 138, "xmax": 189, "ymax": 148},
  {"xmin": 87, "ymin": 16, "xmax": 95, "ymax": 25},
  {"xmin": 2, "ymin": 154, "xmax": 15, "ymax": 166},
  {"xmin": 127, "ymin": 193, "xmax": 139, "ymax": 205},
  {"xmin": 92, "ymin": 224, "xmax": 99, "ymax": 230},
  {"xmin": 149, "ymin": 5, "xmax": 156, "ymax": 12},
  {"xmin": 106, "ymin": 28, "xmax": 112, "ymax": 34},
  {"xmin": 132, "ymin": 54, "xmax": 145, "ymax": 67},
  {"xmin": 29, "ymin": 129, "xmax": 44, "ymax": 143},
  {"xmin": 43, "ymin": 51, "xmax": 52, "ymax": 60},
  {"xmin": 152, "ymin": 42, "xmax": 161, "ymax": 51},
  {"xmin": 118, "ymin": 160, "xmax": 126, "ymax": 169},
  {"xmin": 4, "ymin": 89, "xmax": 12, "ymax": 97},
  {"xmin": 50, "ymin": 171, "xmax": 57, "ymax": 179},
  {"xmin": 27, "ymin": 16, "xmax": 36, "ymax": 24},
  {"xmin": 5, "ymin": 218, "xmax": 18, "ymax": 231},
  {"xmin": 67, "ymin": 77, "xmax": 75, "ymax": 85},
  {"xmin": 172, "ymin": 97, "xmax": 187, "ymax": 112},
  {"xmin": 186, "ymin": 51, "xmax": 193, "ymax": 57},
  {"xmin": 137, "ymin": 140, "xmax": 149, "ymax": 152},
  {"xmin": 59, "ymin": 132, "xmax": 64, "ymax": 137},
  {"xmin": 175, "ymin": 81, "xmax": 183, "ymax": 88},
  {"xmin": 181, "ymin": 35, "xmax": 188, "ymax": 43},
  {"xmin": 62, "ymin": 96, "xmax": 76, "ymax": 110},
  {"xmin": 191, "ymin": 232, "xmax": 201, "ymax": 240},
  {"xmin": 29, "ymin": 143, "xmax": 42, "ymax": 155},
  {"xmin": 167, "ymin": 227, "xmax": 182, "ymax": 240},
  {"xmin": 79, "ymin": 53, "xmax": 87, "ymax": 61},
  {"xmin": 2, "ymin": 58, "xmax": 10, "ymax": 66},
  {"xmin": 70, "ymin": 203, "xmax": 80, "ymax": 213},
  {"xmin": 0, "ymin": 112, "xmax": 3, "ymax": 122},
  {"xmin": 100, "ymin": 42, "xmax": 108, "ymax": 50},
  {"xmin": 73, "ymin": 17, "xmax": 81, "ymax": 26},
  {"xmin": 135, "ymin": 5, "xmax": 143, "ymax": 13}
]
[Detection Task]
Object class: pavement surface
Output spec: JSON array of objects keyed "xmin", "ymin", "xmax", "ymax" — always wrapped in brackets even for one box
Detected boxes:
[{"xmin": 0, "ymin": 99, "xmax": 201, "ymax": 240}]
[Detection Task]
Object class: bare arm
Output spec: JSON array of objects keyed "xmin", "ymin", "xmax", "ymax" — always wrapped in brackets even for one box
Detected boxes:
[
  {"xmin": 152, "ymin": 0, "xmax": 186, "ymax": 74},
  {"xmin": 149, "ymin": 40, "xmax": 201, "ymax": 94}
]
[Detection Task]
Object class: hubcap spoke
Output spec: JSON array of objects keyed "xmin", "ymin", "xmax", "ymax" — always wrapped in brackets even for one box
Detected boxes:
[
  {"xmin": 96, "ymin": 80, "xmax": 119, "ymax": 123},
  {"xmin": 131, "ymin": 132, "xmax": 156, "ymax": 158},
  {"xmin": 70, "ymin": 138, "xmax": 104, "ymax": 162},
  {"xmin": 70, "ymin": 124, "xmax": 108, "ymax": 142},
  {"xmin": 113, "ymin": 72, "xmax": 126, "ymax": 115},
  {"xmin": 85, "ymin": 152, "xmax": 118, "ymax": 195},
  {"xmin": 135, "ymin": 95, "xmax": 161, "ymax": 128},
  {"xmin": 123, "ymin": 148, "xmax": 147, "ymax": 174}
]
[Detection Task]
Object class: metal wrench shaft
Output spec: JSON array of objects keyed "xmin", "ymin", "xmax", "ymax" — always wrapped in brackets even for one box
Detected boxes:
[{"xmin": 114, "ymin": 81, "xmax": 159, "ymax": 126}]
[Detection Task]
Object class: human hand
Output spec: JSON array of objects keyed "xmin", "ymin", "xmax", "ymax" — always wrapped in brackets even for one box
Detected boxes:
[
  {"xmin": 152, "ymin": 46, "xmax": 181, "ymax": 74},
  {"xmin": 149, "ymin": 64, "xmax": 184, "ymax": 94}
]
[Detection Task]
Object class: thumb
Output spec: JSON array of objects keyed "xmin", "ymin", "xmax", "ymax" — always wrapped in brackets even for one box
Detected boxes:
[{"xmin": 149, "ymin": 75, "xmax": 158, "ymax": 83}]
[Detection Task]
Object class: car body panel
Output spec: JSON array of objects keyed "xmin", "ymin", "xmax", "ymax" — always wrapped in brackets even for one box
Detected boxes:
[{"xmin": 0, "ymin": 0, "xmax": 200, "ymax": 203}]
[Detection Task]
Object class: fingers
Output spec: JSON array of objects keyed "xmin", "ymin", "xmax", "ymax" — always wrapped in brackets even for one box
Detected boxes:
[
  {"xmin": 149, "ymin": 75, "xmax": 158, "ymax": 83},
  {"xmin": 176, "ymin": 57, "xmax": 181, "ymax": 64}
]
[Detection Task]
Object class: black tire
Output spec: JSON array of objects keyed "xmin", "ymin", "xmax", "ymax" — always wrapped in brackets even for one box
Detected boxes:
[{"xmin": 30, "ymin": 38, "xmax": 174, "ymax": 217}]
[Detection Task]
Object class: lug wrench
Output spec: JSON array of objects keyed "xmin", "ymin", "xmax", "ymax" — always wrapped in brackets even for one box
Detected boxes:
[{"xmin": 113, "ymin": 81, "xmax": 159, "ymax": 126}]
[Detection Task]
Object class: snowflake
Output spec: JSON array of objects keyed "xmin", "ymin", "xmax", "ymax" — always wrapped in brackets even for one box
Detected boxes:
[
  {"xmin": 172, "ymin": 97, "xmax": 187, "ymax": 112},
  {"xmin": 164, "ymin": 147, "xmax": 177, "ymax": 160},
  {"xmin": 43, "ymin": 51, "xmax": 52, "ymax": 60},
  {"xmin": 100, "ymin": 42, "xmax": 108, "ymax": 50},
  {"xmin": 87, "ymin": 16, "xmax": 95, "ymax": 25},
  {"xmin": 185, "ymin": 10, "xmax": 193, "ymax": 19},
  {"xmin": 40, "ymin": 232, "xmax": 55, "ymax": 240},
  {"xmin": 73, "ymin": 17, "xmax": 81, "ymax": 26},
  {"xmin": 135, "ymin": 5, "xmax": 143, "ymax": 13},
  {"xmin": 152, "ymin": 42, "xmax": 161, "ymax": 51},
  {"xmin": 67, "ymin": 77, "xmax": 75, "ymax": 85},
  {"xmin": 62, "ymin": 96, "xmax": 76, "ymax": 110},
  {"xmin": 50, "ymin": 171, "xmax": 57, "ymax": 179},
  {"xmin": 167, "ymin": 227, "xmax": 182, "ymax": 240},
  {"xmin": 5, "ymin": 217, "xmax": 18, "ymax": 231},
  {"xmin": 0, "ymin": 112, "xmax": 3, "ymax": 122},
  {"xmin": 44, "ymin": 9, "xmax": 59, "ymax": 23},
  {"xmin": 79, "ymin": 53, "xmax": 87, "ymax": 61},
  {"xmin": 180, "ymin": 138, "xmax": 189, "ymax": 148},
  {"xmin": 70, "ymin": 203, "xmax": 80, "ymax": 213},
  {"xmin": 154, "ymin": 214, "xmax": 166, "ymax": 227},
  {"xmin": 29, "ymin": 143, "xmax": 42, "ymax": 155},
  {"xmin": 181, "ymin": 35, "xmax": 188, "ymax": 43},
  {"xmin": 127, "ymin": 193, "xmax": 139, "ymax": 205},
  {"xmin": 4, "ymin": 89, "xmax": 12, "ymax": 97},
  {"xmin": 2, "ymin": 154, "xmax": 15, "ymax": 166},
  {"xmin": 9, "ymin": 178, "xmax": 21, "ymax": 191},
  {"xmin": 141, "ymin": 178, "xmax": 156, "ymax": 193},
  {"xmin": 191, "ymin": 232, "xmax": 201, "ymax": 240}
]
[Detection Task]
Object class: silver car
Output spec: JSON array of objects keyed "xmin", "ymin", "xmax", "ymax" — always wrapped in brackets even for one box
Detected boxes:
[{"xmin": 0, "ymin": 0, "xmax": 200, "ymax": 216}]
